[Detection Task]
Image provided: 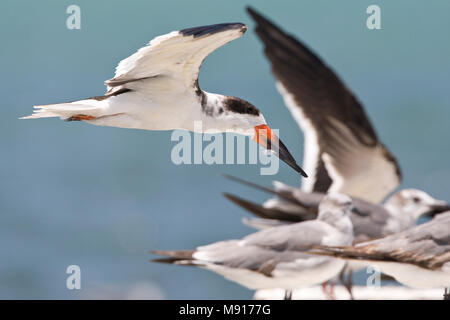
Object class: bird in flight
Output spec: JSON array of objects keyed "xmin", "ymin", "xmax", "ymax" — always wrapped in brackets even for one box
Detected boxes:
[
  {"xmin": 21, "ymin": 23, "xmax": 306, "ymax": 177},
  {"xmin": 246, "ymin": 7, "xmax": 403, "ymax": 201}
]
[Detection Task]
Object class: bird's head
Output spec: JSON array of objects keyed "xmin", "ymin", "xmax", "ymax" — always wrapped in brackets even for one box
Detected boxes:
[
  {"xmin": 386, "ymin": 189, "xmax": 450, "ymax": 219},
  {"xmin": 221, "ymin": 96, "xmax": 307, "ymax": 177},
  {"xmin": 318, "ymin": 193, "xmax": 354, "ymax": 219},
  {"xmin": 317, "ymin": 193, "xmax": 354, "ymax": 237}
]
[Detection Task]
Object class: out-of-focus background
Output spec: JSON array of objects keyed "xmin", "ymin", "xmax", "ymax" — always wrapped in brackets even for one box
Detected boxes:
[{"xmin": 1, "ymin": 0, "xmax": 449, "ymax": 299}]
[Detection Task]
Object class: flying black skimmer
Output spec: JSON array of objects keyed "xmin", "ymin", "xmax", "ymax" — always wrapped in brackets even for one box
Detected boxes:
[
  {"xmin": 151, "ymin": 193, "xmax": 354, "ymax": 299},
  {"xmin": 247, "ymin": 7, "xmax": 401, "ymax": 202},
  {"xmin": 224, "ymin": 175, "xmax": 450, "ymax": 243},
  {"xmin": 21, "ymin": 23, "xmax": 306, "ymax": 177},
  {"xmin": 311, "ymin": 211, "xmax": 450, "ymax": 299}
]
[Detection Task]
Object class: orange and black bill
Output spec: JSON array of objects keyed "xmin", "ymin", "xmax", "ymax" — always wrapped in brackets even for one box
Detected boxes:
[{"xmin": 254, "ymin": 124, "xmax": 308, "ymax": 177}]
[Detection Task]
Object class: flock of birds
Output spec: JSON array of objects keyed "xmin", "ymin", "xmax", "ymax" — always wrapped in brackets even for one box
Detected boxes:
[{"xmin": 22, "ymin": 7, "xmax": 450, "ymax": 300}]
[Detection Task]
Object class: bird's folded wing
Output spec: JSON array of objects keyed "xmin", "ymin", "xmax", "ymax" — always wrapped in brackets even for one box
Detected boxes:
[
  {"xmin": 105, "ymin": 23, "xmax": 246, "ymax": 92},
  {"xmin": 194, "ymin": 237, "xmax": 329, "ymax": 275},
  {"xmin": 241, "ymin": 220, "xmax": 332, "ymax": 251},
  {"xmin": 314, "ymin": 212, "xmax": 450, "ymax": 269},
  {"xmin": 247, "ymin": 8, "xmax": 401, "ymax": 201}
]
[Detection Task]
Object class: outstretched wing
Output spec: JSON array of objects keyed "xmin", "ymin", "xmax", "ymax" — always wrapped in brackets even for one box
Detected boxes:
[
  {"xmin": 105, "ymin": 23, "xmax": 247, "ymax": 93},
  {"xmin": 247, "ymin": 7, "xmax": 401, "ymax": 203}
]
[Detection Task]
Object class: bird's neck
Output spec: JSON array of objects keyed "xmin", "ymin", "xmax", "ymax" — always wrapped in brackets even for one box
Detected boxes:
[
  {"xmin": 319, "ymin": 211, "xmax": 353, "ymax": 236},
  {"xmin": 188, "ymin": 91, "xmax": 252, "ymax": 135},
  {"xmin": 198, "ymin": 91, "xmax": 226, "ymax": 118},
  {"xmin": 384, "ymin": 195, "xmax": 417, "ymax": 226}
]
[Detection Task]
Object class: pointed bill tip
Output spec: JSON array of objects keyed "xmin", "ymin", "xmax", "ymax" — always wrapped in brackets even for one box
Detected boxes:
[
  {"xmin": 283, "ymin": 158, "xmax": 308, "ymax": 177},
  {"xmin": 425, "ymin": 203, "xmax": 450, "ymax": 217},
  {"xmin": 276, "ymin": 139, "xmax": 308, "ymax": 177},
  {"xmin": 292, "ymin": 162, "xmax": 308, "ymax": 178}
]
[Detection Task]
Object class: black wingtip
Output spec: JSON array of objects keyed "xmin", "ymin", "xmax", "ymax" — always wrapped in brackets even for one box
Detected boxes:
[
  {"xmin": 246, "ymin": 6, "xmax": 259, "ymax": 19},
  {"xmin": 222, "ymin": 174, "xmax": 278, "ymax": 195},
  {"xmin": 223, "ymin": 192, "xmax": 260, "ymax": 210},
  {"xmin": 246, "ymin": 6, "xmax": 273, "ymax": 27},
  {"xmin": 180, "ymin": 23, "xmax": 247, "ymax": 38},
  {"xmin": 223, "ymin": 192, "xmax": 277, "ymax": 220},
  {"xmin": 222, "ymin": 174, "xmax": 307, "ymax": 206},
  {"xmin": 246, "ymin": 6, "xmax": 255, "ymax": 14}
]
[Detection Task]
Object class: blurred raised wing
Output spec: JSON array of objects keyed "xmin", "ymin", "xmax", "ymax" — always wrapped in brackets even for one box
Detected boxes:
[{"xmin": 247, "ymin": 7, "xmax": 401, "ymax": 203}]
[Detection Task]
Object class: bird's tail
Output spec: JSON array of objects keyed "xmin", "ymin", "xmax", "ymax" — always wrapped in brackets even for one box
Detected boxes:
[{"xmin": 20, "ymin": 99, "xmax": 102, "ymax": 121}]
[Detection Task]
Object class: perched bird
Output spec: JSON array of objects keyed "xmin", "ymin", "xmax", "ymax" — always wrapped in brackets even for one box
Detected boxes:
[
  {"xmin": 21, "ymin": 23, "xmax": 306, "ymax": 176},
  {"xmin": 151, "ymin": 193, "xmax": 354, "ymax": 299},
  {"xmin": 224, "ymin": 175, "xmax": 449, "ymax": 297},
  {"xmin": 224, "ymin": 175, "xmax": 450, "ymax": 243},
  {"xmin": 311, "ymin": 212, "xmax": 450, "ymax": 300}
]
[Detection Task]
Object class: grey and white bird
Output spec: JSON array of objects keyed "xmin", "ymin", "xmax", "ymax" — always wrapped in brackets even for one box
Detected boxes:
[
  {"xmin": 311, "ymin": 212, "xmax": 450, "ymax": 299},
  {"xmin": 224, "ymin": 175, "xmax": 449, "ymax": 298},
  {"xmin": 21, "ymin": 23, "xmax": 306, "ymax": 176},
  {"xmin": 151, "ymin": 193, "xmax": 354, "ymax": 299}
]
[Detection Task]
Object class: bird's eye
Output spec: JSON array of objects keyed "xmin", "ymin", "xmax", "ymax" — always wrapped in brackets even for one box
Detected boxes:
[{"xmin": 412, "ymin": 197, "xmax": 420, "ymax": 203}]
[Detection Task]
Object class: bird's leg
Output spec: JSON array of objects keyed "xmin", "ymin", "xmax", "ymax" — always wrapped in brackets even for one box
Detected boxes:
[
  {"xmin": 284, "ymin": 290, "xmax": 292, "ymax": 300},
  {"xmin": 344, "ymin": 270, "xmax": 354, "ymax": 300},
  {"xmin": 338, "ymin": 268, "xmax": 346, "ymax": 287},
  {"xmin": 321, "ymin": 282, "xmax": 327, "ymax": 298},
  {"xmin": 321, "ymin": 281, "xmax": 336, "ymax": 300},
  {"xmin": 444, "ymin": 287, "xmax": 450, "ymax": 300},
  {"xmin": 338, "ymin": 265, "xmax": 354, "ymax": 300},
  {"xmin": 329, "ymin": 282, "xmax": 336, "ymax": 300},
  {"xmin": 321, "ymin": 281, "xmax": 329, "ymax": 299},
  {"xmin": 66, "ymin": 114, "xmax": 97, "ymax": 122}
]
